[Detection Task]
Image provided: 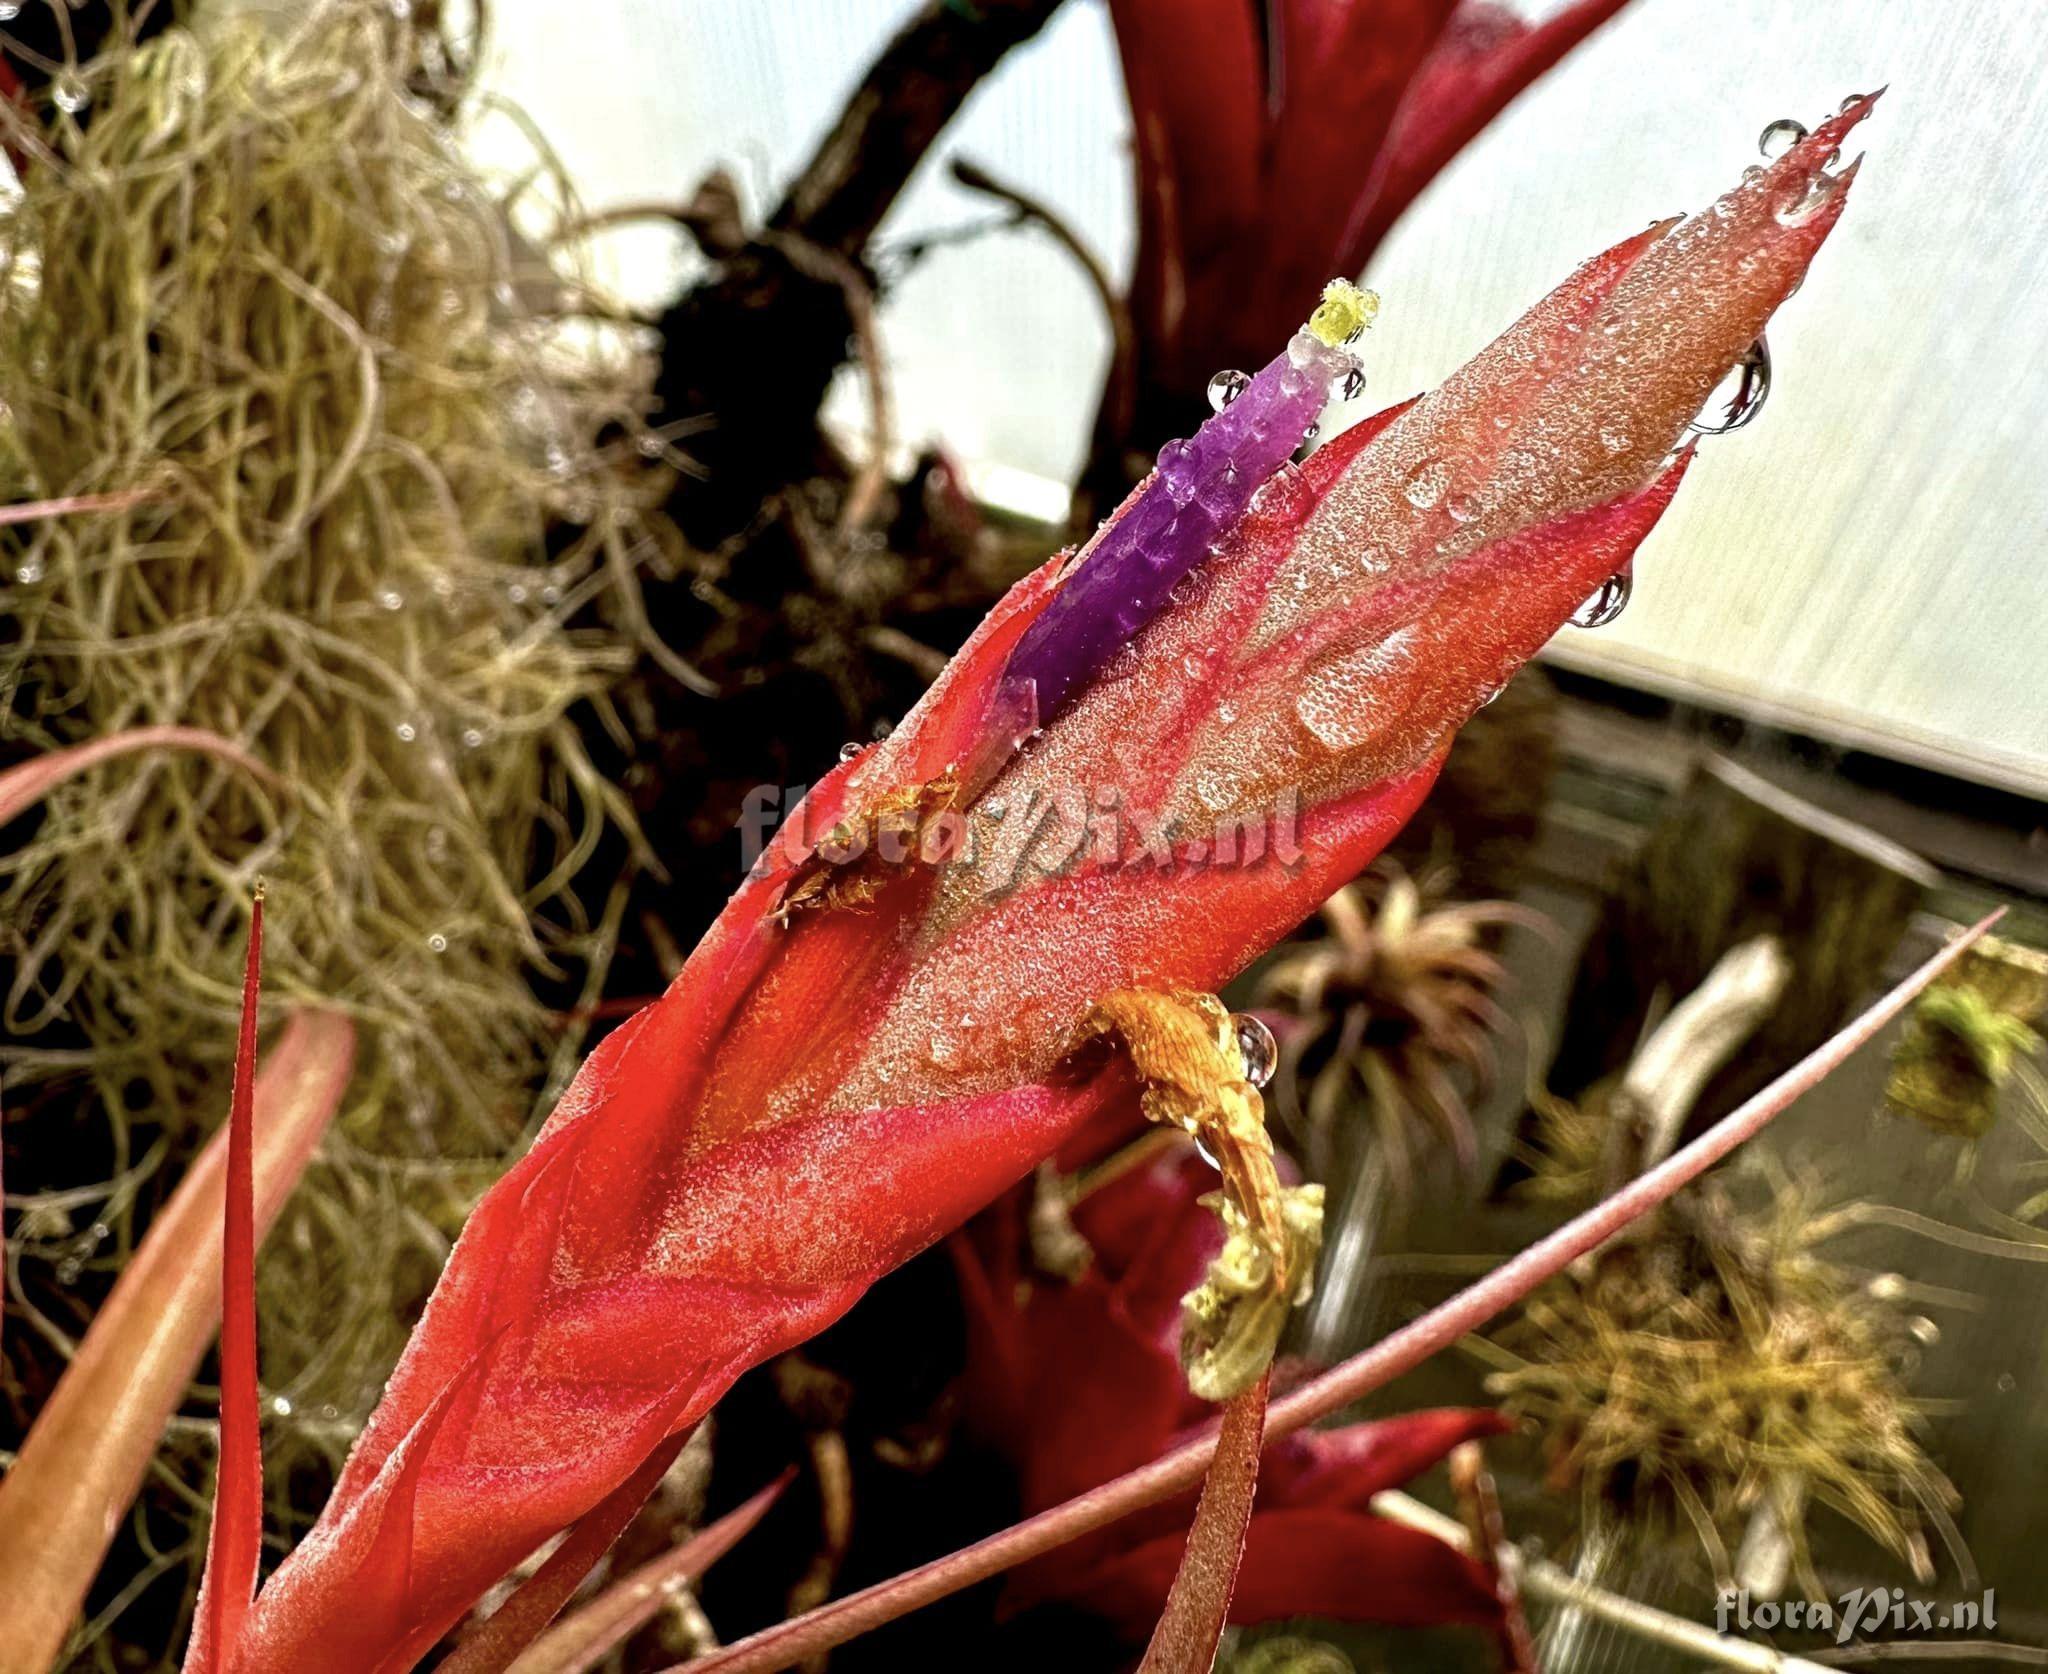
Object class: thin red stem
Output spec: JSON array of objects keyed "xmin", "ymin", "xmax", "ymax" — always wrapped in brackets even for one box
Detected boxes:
[
  {"xmin": 672, "ymin": 912, "xmax": 2001, "ymax": 1674},
  {"xmin": 1138, "ymin": 1373, "xmax": 1269, "ymax": 1673}
]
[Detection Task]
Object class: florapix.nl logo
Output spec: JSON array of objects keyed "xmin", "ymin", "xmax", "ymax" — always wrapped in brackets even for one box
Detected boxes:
[
  {"xmin": 738, "ymin": 780, "xmax": 1306, "ymax": 897},
  {"xmin": 1716, "ymin": 1587, "xmax": 1997, "ymax": 1646}
]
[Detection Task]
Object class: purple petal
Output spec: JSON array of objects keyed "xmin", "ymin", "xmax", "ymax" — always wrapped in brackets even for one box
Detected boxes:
[{"xmin": 997, "ymin": 324, "xmax": 1359, "ymax": 730}]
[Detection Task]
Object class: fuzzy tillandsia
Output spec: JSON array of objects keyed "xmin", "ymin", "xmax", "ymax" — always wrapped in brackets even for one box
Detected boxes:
[
  {"xmin": 1480, "ymin": 1165, "xmax": 1960, "ymax": 1600},
  {"xmin": 1257, "ymin": 866, "xmax": 1531, "ymax": 1183},
  {"xmin": 1885, "ymin": 936, "xmax": 2048, "ymax": 1142},
  {"xmin": 187, "ymin": 100, "xmax": 1878, "ymax": 1671},
  {"xmin": 0, "ymin": 1, "xmax": 669, "ymax": 1652}
]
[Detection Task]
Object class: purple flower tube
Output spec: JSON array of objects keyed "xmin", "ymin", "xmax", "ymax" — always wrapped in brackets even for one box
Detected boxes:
[{"xmin": 994, "ymin": 284, "xmax": 1371, "ymax": 735}]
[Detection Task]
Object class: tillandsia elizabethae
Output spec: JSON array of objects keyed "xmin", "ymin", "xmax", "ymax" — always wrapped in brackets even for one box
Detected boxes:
[
  {"xmin": 1257, "ymin": 866, "xmax": 1533, "ymax": 1185},
  {"xmin": 185, "ymin": 101, "xmax": 1876, "ymax": 1669}
]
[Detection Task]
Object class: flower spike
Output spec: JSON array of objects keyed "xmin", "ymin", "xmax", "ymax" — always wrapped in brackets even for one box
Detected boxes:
[{"xmin": 218, "ymin": 110, "xmax": 1877, "ymax": 1669}]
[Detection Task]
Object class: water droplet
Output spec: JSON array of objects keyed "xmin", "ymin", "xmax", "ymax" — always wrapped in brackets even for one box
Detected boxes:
[
  {"xmin": 1156, "ymin": 437, "xmax": 1198, "ymax": 505},
  {"xmin": 1357, "ymin": 545, "xmax": 1388, "ymax": 574},
  {"xmin": 394, "ymin": 721, "xmax": 418, "ymax": 742},
  {"xmin": 15, "ymin": 559, "xmax": 44, "ymax": 584},
  {"xmin": 271, "ymin": 1395, "xmax": 294, "ymax": 1417},
  {"xmin": 427, "ymin": 932, "xmax": 448, "ymax": 953},
  {"xmin": 507, "ymin": 582, "xmax": 529, "ymax": 604},
  {"xmin": 1302, "ymin": 420, "xmax": 1320, "ymax": 444},
  {"xmin": 1401, "ymin": 456, "xmax": 1450, "ymax": 510},
  {"xmin": 1758, "ymin": 117, "xmax": 1808, "ymax": 159},
  {"xmin": 0, "ymin": 4, "xmax": 22, "ymax": 21},
  {"xmin": 1597, "ymin": 421, "xmax": 1631, "ymax": 454},
  {"xmin": 838, "ymin": 741, "xmax": 863, "ymax": 762},
  {"xmin": 1294, "ymin": 629, "xmax": 1415, "ymax": 748},
  {"xmin": 376, "ymin": 586, "xmax": 404, "ymax": 611},
  {"xmin": 460, "ymin": 727, "xmax": 485, "ymax": 749},
  {"xmin": 1249, "ymin": 461, "xmax": 1314, "ymax": 526},
  {"xmin": 1206, "ymin": 369, "xmax": 1251, "ymax": 412},
  {"xmin": 51, "ymin": 75, "xmax": 89, "ymax": 115},
  {"xmin": 1445, "ymin": 492, "xmax": 1481, "ymax": 523},
  {"xmin": 1233, "ymin": 1013, "xmax": 1277, "ymax": 1088},
  {"xmin": 1689, "ymin": 335, "xmax": 1770, "ymax": 434},
  {"xmin": 1773, "ymin": 174, "xmax": 1835, "ymax": 228},
  {"xmin": 1340, "ymin": 365, "xmax": 1366, "ymax": 402},
  {"xmin": 56, "ymin": 1259, "xmax": 81, "ymax": 1286},
  {"xmin": 1908, "ymin": 1316, "xmax": 1940, "ymax": 1346},
  {"xmin": 1740, "ymin": 164, "xmax": 1766, "ymax": 184},
  {"xmin": 637, "ymin": 433, "xmax": 666, "ymax": 459},
  {"xmin": 1570, "ymin": 572, "xmax": 1632, "ymax": 629},
  {"xmin": 1996, "ymin": 1372, "xmax": 2018, "ymax": 1394}
]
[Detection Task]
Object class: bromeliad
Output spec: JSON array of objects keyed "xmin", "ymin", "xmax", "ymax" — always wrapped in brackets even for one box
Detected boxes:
[
  {"xmin": 1090, "ymin": 0, "xmax": 1635, "ymax": 496},
  {"xmin": 196, "ymin": 100, "xmax": 1876, "ymax": 1670}
]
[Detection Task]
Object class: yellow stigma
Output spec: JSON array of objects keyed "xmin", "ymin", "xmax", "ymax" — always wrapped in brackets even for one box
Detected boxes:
[{"xmin": 1308, "ymin": 279, "xmax": 1379, "ymax": 347}]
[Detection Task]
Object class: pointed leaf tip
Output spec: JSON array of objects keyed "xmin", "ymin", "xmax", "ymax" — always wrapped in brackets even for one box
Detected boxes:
[
  {"xmin": 0, "ymin": 1008, "xmax": 351, "ymax": 1673},
  {"xmin": 188, "ymin": 890, "xmax": 267, "ymax": 1671}
]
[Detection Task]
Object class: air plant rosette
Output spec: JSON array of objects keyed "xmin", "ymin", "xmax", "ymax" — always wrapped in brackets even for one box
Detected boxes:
[
  {"xmin": 1885, "ymin": 935, "xmax": 2048, "ymax": 1146},
  {"xmin": 1253, "ymin": 865, "xmax": 1533, "ymax": 1349},
  {"xmin": 0, "ymin": 1, "xmax": 670, "ymax": 1650},
  {"xmin": 1480, "ymin": 1162, "xmax": 1962, "ymax": 1620}
]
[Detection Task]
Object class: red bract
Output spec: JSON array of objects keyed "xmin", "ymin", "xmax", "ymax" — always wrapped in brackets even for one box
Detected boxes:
[
  {"xmin": 1096, "ymin": 0, "xmax": 1634, "ymax": 465},
  {"xmin": 953, "ymin": 1144, "xmax": 1507, "ymax": 1641},
  {"xmin": 213, "ymin": 102, "xmax": 1870, "ymax": 1670}
]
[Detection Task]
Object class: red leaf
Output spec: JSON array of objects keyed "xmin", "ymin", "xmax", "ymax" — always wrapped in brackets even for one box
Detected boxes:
[
  {"xmin": 451, "ymin": 1470, "xmax": 790, "ymax": 1674},
  {"xmin": 436, "ymin": 1433, "xmax": 692, "ymax": 1674},
  {"xmin": 0, "ymin": 1009, "xmax": 352, "ymax": 1673},
  {"xmin": 1258, "ymin": 1408, "xmax": 1512, "ymax": 1512},
  {"xmin": 1349, "ymin": 0, "xmax": 1635, "ymax": 264},
  {"xmin": 188, "ymin": 890, "xmax": 267, "ymax": 1671},
  {"xmin": 671, "ymin": 910, "xmax": 2000, "ymax": 1674}
]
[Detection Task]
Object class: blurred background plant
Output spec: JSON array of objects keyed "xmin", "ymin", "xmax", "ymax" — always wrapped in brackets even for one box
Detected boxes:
[{"xmin": 0, "ymin": 2, "xmax": 676, "ymax": 1658}]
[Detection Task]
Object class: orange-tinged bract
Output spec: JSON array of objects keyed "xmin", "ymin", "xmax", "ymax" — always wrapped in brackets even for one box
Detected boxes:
[{"xmin": 215, "ymin": 100, "xmax": 1874, "ymax": 1670}]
